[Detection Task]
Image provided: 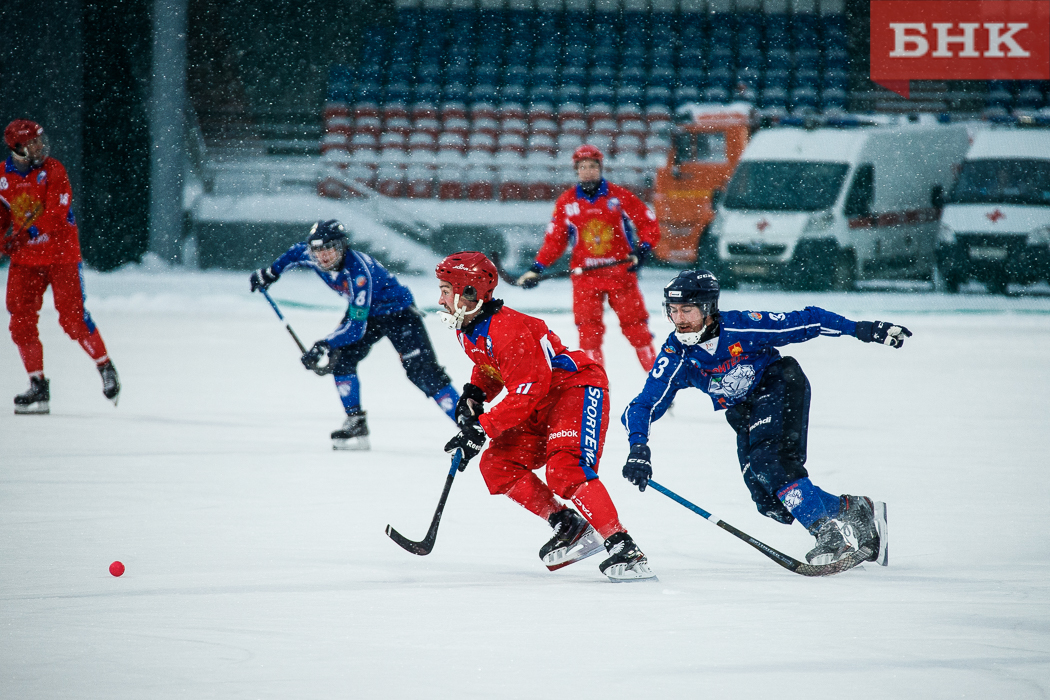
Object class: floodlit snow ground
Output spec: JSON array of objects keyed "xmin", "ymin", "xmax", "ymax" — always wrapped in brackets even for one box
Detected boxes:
[{"xmin": 2, "ymin": 262, "xmax": 1049, "ymax": 699}]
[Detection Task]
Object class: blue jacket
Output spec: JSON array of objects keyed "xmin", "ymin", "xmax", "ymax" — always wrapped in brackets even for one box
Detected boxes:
[
  {"xmin": 271, "ymin": 244, "xmax": 414, "ymax": 347},
  {"xmin": 621, "ymin": 307, "xmax": 859, "ymax": 445}
]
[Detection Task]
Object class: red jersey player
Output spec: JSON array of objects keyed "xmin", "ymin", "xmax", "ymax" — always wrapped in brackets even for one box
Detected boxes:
[
  {"xmin": 436, "ymin": 251, "xmax": 655, "ymax": 581},
  {"xmin": 517, "ymin": 145, "xmax": 660, "ymax": 371},
  {"xmin": 2, "ymin": 120, "xmax": 119, "ymax": 413}
]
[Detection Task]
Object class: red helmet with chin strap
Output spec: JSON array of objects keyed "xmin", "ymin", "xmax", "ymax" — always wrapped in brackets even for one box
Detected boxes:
[
  {"xmin": 5, "ymin": 120, "xmax": 44, "ymax": 152},
  {"xmin": 436, "ymin": 251, "xmax": 499, "ymax": 302},
  {"xmin": 572, "ymin": 144, "xmax": 604, "ymax": 166}
]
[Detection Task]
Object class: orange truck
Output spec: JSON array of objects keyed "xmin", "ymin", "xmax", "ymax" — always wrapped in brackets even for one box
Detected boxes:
[{"xmin": 652, "ymin": 108, "xmax": 751, "ymax": 264}]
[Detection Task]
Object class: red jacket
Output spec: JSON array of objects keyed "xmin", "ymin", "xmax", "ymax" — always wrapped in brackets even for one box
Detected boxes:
[
  {"xmin": 457, "ymin": 303, "xmax": 607, "ymax": 440},
  {"xmin": 1, "ymin": 156, "xmax": 82, "ymax": 265},
  {"xmin": 535, "ymin": 179, "xmax": 659, "ymax": 277}
]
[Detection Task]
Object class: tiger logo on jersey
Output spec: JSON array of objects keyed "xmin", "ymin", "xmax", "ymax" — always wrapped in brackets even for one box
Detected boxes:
[{"xmin": 580, "ymin": 219, "xmax": 614, "ymax": 256}]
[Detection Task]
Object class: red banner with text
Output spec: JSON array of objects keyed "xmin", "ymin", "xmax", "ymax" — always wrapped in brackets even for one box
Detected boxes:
[{"xmin": 870, "ymin": 1, "xmax": 1050, "ymax": 98}]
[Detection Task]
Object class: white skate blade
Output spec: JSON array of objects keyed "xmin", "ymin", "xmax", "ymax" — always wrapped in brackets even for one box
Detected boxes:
[
  {"xmin": 14, "ymin": 401, "xmax": 49, "ymax": 415},
  {"xmin": 873, "ymin": 501, "xmax": 889, "ymax": 566},
  {"xmin": 603, "ymin": 560, "xmax": 658, "ymax": 583},
  {"xmin": 807, "ymin": 548, "xmax": 856, "ymax": 566},
  {"xmin": 332, "ymin": 435, "xmax": 370, "ymax": 451},
  {"xmin": 543, "ymin": 528, "xmax": 604, "ymax": 571}
]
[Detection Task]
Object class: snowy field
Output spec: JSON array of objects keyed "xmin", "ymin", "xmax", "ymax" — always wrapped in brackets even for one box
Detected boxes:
[{"xmin": 2, "ymin": 262, "xmax": 1049, "ymax": 699}]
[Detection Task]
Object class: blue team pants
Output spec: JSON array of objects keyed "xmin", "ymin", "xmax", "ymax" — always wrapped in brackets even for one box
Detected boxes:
[
  {"xmin": 329, "ymin": 307, "xmax": 453, "ymax": 402},
  {"xmin": 724, "ymin": 356, "xmax": 811, "ymax": 525}
]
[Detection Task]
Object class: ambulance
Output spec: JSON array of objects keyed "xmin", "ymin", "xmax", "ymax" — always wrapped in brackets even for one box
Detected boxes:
[
  {"xmin": 705, "ymin": 121, "xmax": 969, "ymax": 290},
  {"xmin": 936, "ymin": 127, "xmax": 1050, "ymax": 293}
]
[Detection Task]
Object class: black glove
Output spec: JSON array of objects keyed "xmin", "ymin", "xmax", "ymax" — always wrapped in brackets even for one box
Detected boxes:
[
  {"xmin": 444, "ymin": 420, "xmax": 486, "ymax": 470},
  {"xmin": 301, "ymin": 340, "xmax": 332, "ymax": 375},
  {"xmin": 455, "ymin": 383, "xmax": 486, "ymax": 426},
  {"xmin": 250, "ymin": 266, "xmax": 279, "ymax": 292},
  {"xmin": 855, "ymin": 321, "xmax": 913, "ymax": 349},
  {"xmin": 622, "ymin": 443, "xmax": 653, "ymax": 492},
  {"xmin": 628, "ymin": 243, "xmax": 651, "ymax": 273}
]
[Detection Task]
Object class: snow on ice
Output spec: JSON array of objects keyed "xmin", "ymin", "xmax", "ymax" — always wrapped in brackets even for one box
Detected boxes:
[{"xmin": 1, "ymin": 263, "xmax": 1049, "ymax": 699}]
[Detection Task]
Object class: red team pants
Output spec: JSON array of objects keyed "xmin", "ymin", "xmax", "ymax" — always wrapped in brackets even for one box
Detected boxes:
[
  {"xmin": 6, "ymin": 261, "xmax": 109, "ymax": 375},
  {"xmin": 479, "ymin": 385, "xmax": 625, "ymax": 539},
  {"xmin": 572, "ymin": 273, "xmax": 655, "ymax": 370}
]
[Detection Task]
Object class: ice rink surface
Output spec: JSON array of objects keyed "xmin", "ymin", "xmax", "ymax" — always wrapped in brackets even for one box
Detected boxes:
[{"xmin": 2, "ymin": 263, "xmax": 1049, "ymax": 699}]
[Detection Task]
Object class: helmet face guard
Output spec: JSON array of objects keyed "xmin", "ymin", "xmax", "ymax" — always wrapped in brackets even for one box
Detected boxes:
[
  {"xmin": 663, "ymin": 270, "xmax": 720, "ymax": 344},
  {"xmin": 306, "ymin": 220, "xmax": 348, "ymax": 271},
  {"xmin": 435, "ymin": 251, "xmax": 498, "ymax": 329},
  {"xmin": 5, "ymin": 120, "xmax": 48, "ymax": 167}
]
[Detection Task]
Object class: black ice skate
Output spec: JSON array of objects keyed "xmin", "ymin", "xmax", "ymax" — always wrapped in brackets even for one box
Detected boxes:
[
  {"xmin": 539, "ymin": 508, "xmax": 604, "ymax": 571},
  {"xmin": 840, "ymin": 494, "xmax": 888, "ymax": 566},
  {"xmin": 14, "ymin": 376, "xmax": 50, "ymax": 415},
  {"xmin": 331, "ymin": 411, "xmax": 369, "ymax": 451},
  {"xmin": 806, "ymin": 518, "xmax": 855, "ymax": 565},
  {"xmin": 599, "ymin": 532, "xmax": 657, "ymax": 582},
  {"xmin": 98, "ymin": 360, "xmax": 120, "ymax": 405}
]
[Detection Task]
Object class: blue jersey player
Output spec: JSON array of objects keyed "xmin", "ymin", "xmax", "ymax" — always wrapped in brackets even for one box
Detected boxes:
[
  {"xmin": 250, "ymin": 220, "xmax": 459, "ymax": 450},
  {"xmin": 621, "ymin": 270, "xmax": 911, "ymax": 567}
]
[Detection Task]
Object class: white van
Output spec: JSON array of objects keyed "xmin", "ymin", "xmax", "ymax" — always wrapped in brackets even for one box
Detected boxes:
[
  {"xmin": 936, "ymin": 128, "xmax": 1050, "ymax": 294},
  {"xmin": 703, "ymin": 123, "xmax": 970, "ymax": 290}
]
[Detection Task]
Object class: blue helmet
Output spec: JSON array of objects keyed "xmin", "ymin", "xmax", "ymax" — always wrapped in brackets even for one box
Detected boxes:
[
  {"xmin": 663, "ymin": 269, "xmax": 719, "ymax": 319},
  {"xmin": 306, "ymin": 220, "xmax": 348, "ymax": 270}
]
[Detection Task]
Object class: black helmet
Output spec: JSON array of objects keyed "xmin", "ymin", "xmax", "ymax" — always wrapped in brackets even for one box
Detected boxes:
[
  {"xmin": 306, "ymin": 220, "xmax": 348, "ymax": 270},
  {"xmin": 663, "ymin": 269, "xmax": 719, "ymax": 319}
]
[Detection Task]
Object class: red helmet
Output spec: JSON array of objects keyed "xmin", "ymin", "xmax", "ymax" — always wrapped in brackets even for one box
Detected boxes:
[
  {"xmin": 572, "ymin": 144, "xmax": 604, "ymax": 166},
  {"xmin": 436, "ymin": 251, "xmax": 499, "ymax": 302},
  {"xmin": 5, "ymin": 120, "xmax": 44, "ymax": 152}
]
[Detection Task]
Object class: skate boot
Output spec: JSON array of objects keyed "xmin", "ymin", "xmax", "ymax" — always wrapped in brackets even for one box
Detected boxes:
[
  {"xmin": 14, "ymin": 376, "xmax": 50, "ymax": 415},
  {"xmin": 539, "ymin": 508, "xmax": 604, "ymax": 571},
  {"xmin": 331, "ymin": 411, "xmax": 370, "ymax": 451},
  {"xmin": 98, "ymin": 360, "xmax": 120, "ymax": 405},
  {"xmin": 806, "ymin": 517, "xmax": 855, "ymax": 565},
  {"xmin": 599, "ymin": 532, "xmax": 657, "ymax": 582},
  {"xmin": 840, "ymin": 494, "xmax": 888, "ymax": 566}
]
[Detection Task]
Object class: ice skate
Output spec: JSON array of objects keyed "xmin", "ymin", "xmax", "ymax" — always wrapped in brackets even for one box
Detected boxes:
[
  {"xmin": 840, "ymin": 495, "xmax": 887, "ymax": 566},
  {"xmin": 806, "ymin": 518, "xmax": 855, "ymax": 565},
  {"xmin": 331, "ymin": 411, "xmax": 370, "ymax": 451},
  {"xmin": 14, "ymin": 376, "xmax": 50, "ymax": 415},
  {"xmin": 98, "ymin": 360, "xmax": 120, "ymax": 406},
  {"xmin": 539, "ymin": 509, "xmax": 604, "ymax": 571},
  {"xmin": 599, "ymin": 532, "xmax": 657, "ymax": 582}
]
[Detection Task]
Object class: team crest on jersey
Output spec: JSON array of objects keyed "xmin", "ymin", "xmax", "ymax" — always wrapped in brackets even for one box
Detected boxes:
[
  {"xmin": 485, "ymin": 336, "xmax": 494, "ymax": 356},
  {"xmin": 729, "ymin": 342, "xmax": 743, "ymax": 357},
  {"xmin": 355, "ymin": 275, "xmax": 366, "ymax": 287},
  {"xmin": 710, "ymin": 363, "xmax": 756, "ymax": 400},
  {"xmin": 748, "ymin": 312, "xmax": 762, "ymax": 321},
  {"xmin": 770, "ymin": 312, "xmax": 785, "ymax": 321},
  {"xmin": 606, "ymin": 197, "xmax": 620, "ymax": 211},
  {"xmin": 663, "ymin": 345, "xmax": 675, "ymax": 354},
  {"xmin": 36, "ymin": 171, "xmax": 46, "ymax": 184},
  {"xmin": 580, "ymin": 218, "xmax": 614, "ymax": 256}
]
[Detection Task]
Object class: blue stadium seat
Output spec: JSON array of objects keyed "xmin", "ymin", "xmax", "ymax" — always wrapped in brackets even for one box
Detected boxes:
[
  {"xmin": 385, "ymin": 82, "xmax": 412, "ymax": 104},
  {"xmin": 444, "ymin": 82, "xmax": 469, "ymax": 103}
]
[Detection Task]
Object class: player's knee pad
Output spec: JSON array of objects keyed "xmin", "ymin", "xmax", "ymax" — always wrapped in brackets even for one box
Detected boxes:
[
  {"xmin": 57, "ymin": 312, "xmax": 90, "ymax": 341},
  {"xmin": 621, "ymin": 320, "xmax": 654, "ymax": 349},
  {"xmin": 576, "ymin": 321, "xmax": 604, "ymax": 350},
  {"xmin": 9, "ymin": 313, "xmax": 40, "ymax": 347},
  {"xmin": 402, "ymin": 351, "xmax": 450, "ymax": 397}
]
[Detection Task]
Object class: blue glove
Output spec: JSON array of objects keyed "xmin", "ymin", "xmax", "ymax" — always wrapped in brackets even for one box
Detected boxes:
[
  {"xmin": 250, "ymin": 266, "xmax": 279, "ymax": 292},
  {"xmin": 856, "ymin": 321, "xmax": 912, "ymax": 349},
  {"xmin": 628, "ymin": 243, "xmax": 650, "ymax": 272},
  {"xmin": 444, "ymin": 419, "xmax": 486, "ymax": 469},
  {"xmin": 622, "ymin": 443, "xmax": 653, "ymax": 492}
]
